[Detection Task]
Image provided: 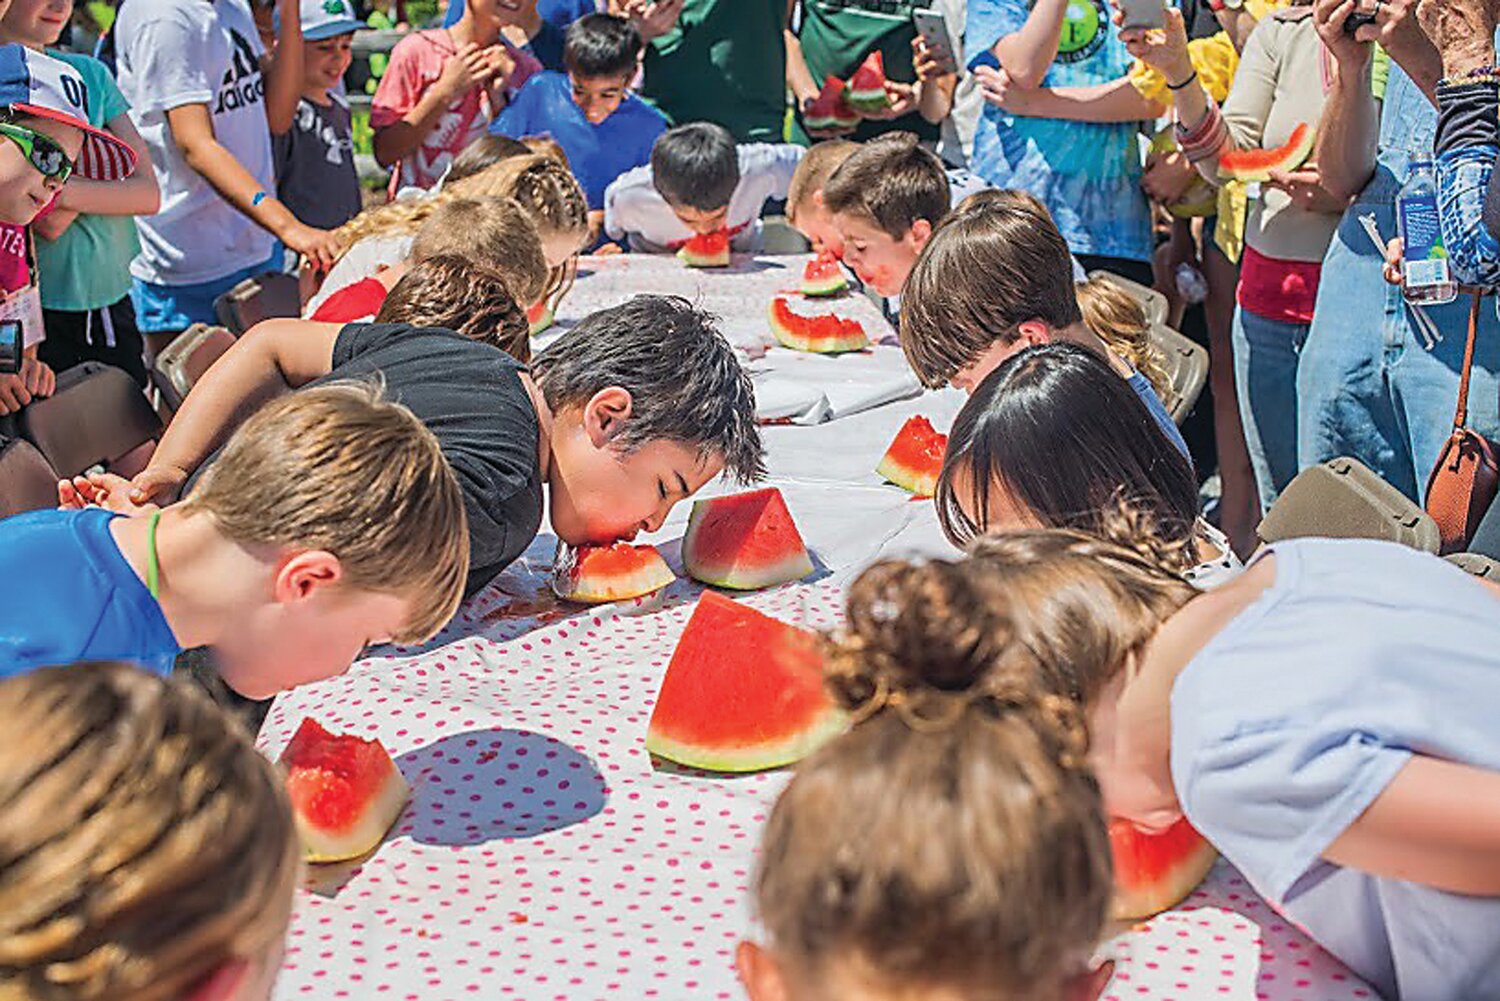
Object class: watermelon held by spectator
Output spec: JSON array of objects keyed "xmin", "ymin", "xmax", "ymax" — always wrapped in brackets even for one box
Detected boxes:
[
  {"xmin": 683, "ymin": 487, "xmax": 814, "ymax": 590},
  {"xmin": 527, "ymin": 300, "xmax": 554, "ymax": 335},
  {"xmin": 846, "ymin": 50, "xmax": 889, "ymax": 112},
  {"xmin": 1108, "ymin": 816, "xmax": 1219, "ymax": 920},
  {"xmin": 279, "ymin": 718, "xmax": 411, "ymax": 864},
  {"xmin": 768, "ymin": 296, "xmax": 869, "ymax": 354},
  {"xmin": 645, "ymin": 590, "xmax": 845, "ymax": 772},
  {"xmin": 801, "ymin": 250, "xmax": 849, "ymax": 297},
  {"xmin": 677, "ymin": 230, "xmax": 731, "ymax": 268},
  {"xmin": 1217, "ymin": 122, "xmax": 1315, "ymax": 183},
  {"xmin": 804, "ymin": 76, "xmax": 860, "ymax": 132},
  {"xmin": 876, "ymin": 415, "xmax": 947, "ymax": 497},
  {"xmin": 552, "ymin": 542, "xmax": 676, "ymax": 603}
]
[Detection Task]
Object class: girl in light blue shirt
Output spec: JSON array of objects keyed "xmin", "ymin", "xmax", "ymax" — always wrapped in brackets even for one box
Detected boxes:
[{"xmin": 968, "ymin": 530, "xmax": 1500, "ymax": 1001}]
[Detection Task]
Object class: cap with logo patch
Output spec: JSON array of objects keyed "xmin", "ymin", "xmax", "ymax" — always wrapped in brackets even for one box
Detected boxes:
[
  {"xmin": 0, "ymin": 44, "xmax": 136, "ymax": 181},
  {"xmin": 287, "ymin": 0, "xmax": 365, "ymax": 41}
]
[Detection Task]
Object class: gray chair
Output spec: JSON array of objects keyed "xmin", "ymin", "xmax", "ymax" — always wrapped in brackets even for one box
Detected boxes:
[
  {"xmin": 761, "ymin": 216, "xmax": 811, "ymax": 255},
  {"xmin": 1146, "ymin": 322, "xmax": 1209, "ymax": 426},
  {"xmin": 1258, "ymin": 457, "xmax": 1441, "ymax": 552},
  {"xmin": 1446, "ymin": 552, "xmax": 1500, "ymax": 578},
  {"xmin": 0, "ymin": 436, "xmax": 59, "ymax": 518},
  {"xmin": 213, "ymin": 271, "xmax": 301, "ymax": 336},
  {"xmin": 13, "ymin": 362, "xmax": 162, "ymax": 478},
  {"xmin": 1087, "ymin": 269, "xmax": 1169, "ymax": 327},
  {"xmin": 152, "ymin": 323, "xmax": 236, "ymax": 412}
]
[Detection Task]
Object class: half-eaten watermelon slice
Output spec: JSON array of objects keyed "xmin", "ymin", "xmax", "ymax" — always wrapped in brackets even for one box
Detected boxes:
[
  {"xmin": 683, "ymin": 487, "xmax": 814, "ymax": 589},
  {"xmin": 846, "ymin": 50, "xmax": 889, "ymax": 112},
  {"xmin": 1109, "ymin": 816, "xmax": 1219, "ymax": 920},
  {"xmin": 1217, "ymin": 122, "xmax": 1315, "ymax": 183},
  {"xmin": 553, "ymin": 541, "xmax": 676, "ymax": 603},
  {"xmin": 646, "ymin": 590, "xmax": 845, "ymax": 771},
  {"xmin": 804, "ymin": 76, "xmax": 861, "ymax": 132},
  {"xmin": 876, "ymin": 415, "xmax": 947, "ymax": 498},
  {"xmin": 768, "ymin": 296, "xmax": 869, "ymax": 354},
  {"xmin": 678, "ymin": 230, "xmax": 731, "ymax": 268},
  {"xmin": 527, "ymin": 300, "xmax": 554, "ymax": 335},
  {"xmin": 280, "ymin": 718, "xmax": 411, "ymax": 863},
  {"xmin": 801, "ymin": 250, "xmax": 849, "ymax": 297}
]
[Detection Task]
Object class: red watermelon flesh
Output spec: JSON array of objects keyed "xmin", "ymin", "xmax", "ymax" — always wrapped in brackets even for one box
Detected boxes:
[
  {"xmin": 552, "ymin": 541, "xmax": 676, "ymax": 603},
  {"xmin": 527, "ymin": 299, "xmax": 554, "ymax": 335},
  {"xmin": 280, "ymin": 718, "xmax": 411, "ymax": 863},
  {"xmin": 677, "ymin": 230, "xmax": 731, "ymax": 268},
  {"xmin": 802, "ymin": 251, "xmax": 849, "ymax": 297},
  {"xmin": 847, "ymin": 50, "xmax": 889, "ymax": 112},
  {"xmin": 646, "ymin": 590, "xmax": 845, "ymax": 771},
  {"xmin": 768, "ymin": 296, "xmax": 869, "ymax": 354},
  {"xmin": 804, "ymin": 76, "xmax": 860, "ymax": 132},
  {"xmin": 876, "ymin": 415, "xmax": 947, "ymax": 497},
  {"xmin": 1217, "ymin": 122, "xmax": 1315, "ymax": 183},
  {"xmin": 1109, "ymin": 816, "xmax": 1219, "ymax": 920},
  {"xmin": 683, "ymin": 487, "xmax": 814, "ymax": 590}
]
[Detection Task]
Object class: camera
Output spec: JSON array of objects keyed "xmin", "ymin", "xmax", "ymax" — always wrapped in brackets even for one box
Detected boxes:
[
  {"xmin": 1343, "ymin": 9, "xmax": 1377, "ymax": 34},
  {"xmin": 0, "ymin": 321, "xmax": 21, "ymax": 376}
]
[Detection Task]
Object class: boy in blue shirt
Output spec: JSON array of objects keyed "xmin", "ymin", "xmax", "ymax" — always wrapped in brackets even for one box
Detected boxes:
[
  {"xmin": 0, "ymin": 382, "xmax": 468, "ymax": 697},
  {"xmin": 492, "ymin": 13, "xmax": 666, "ymax": 222}
]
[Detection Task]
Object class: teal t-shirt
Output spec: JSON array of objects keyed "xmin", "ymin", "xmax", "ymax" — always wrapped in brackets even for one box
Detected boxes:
[{"xmin": 35, "ymin": 50, "xmax": 138, "ymax": 311}]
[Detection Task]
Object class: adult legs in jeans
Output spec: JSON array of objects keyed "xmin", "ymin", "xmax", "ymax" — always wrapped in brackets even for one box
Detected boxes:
[{"xmin": 1233, "ymin": 305, "xmax": 1308, "ymax": 514}]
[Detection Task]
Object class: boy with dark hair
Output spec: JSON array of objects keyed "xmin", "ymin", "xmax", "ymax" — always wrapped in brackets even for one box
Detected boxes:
[
  {"xmin": 491, "ymin": 13, "xmax": 667, "ymax": 213},
  {"xmin": 375, "ymin": 253, "xmax": 530, "ymax": 360},
  {"xmin": 821, "ymin": 131, "xmax": 949, "ymax": 298},
  {"xmin": 125, "ymin": 295, "xmax": 764, "ymax": 597},
  {"xmin": 603, "ymin": 120, "xmax": 803, "ymax": 253}
]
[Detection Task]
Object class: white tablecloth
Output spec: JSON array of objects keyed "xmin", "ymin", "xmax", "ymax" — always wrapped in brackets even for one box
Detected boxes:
[{"xmin": 259, "ymin": 257, "xmax": 1377, "ymax": 1001}]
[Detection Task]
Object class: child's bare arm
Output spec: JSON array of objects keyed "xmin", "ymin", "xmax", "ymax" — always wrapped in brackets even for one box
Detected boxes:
[
  {"xmin": 1323, "ymin": 755, "xmax": 1500, "ymax": 895},
  {"xmin": 372, "ymin": 44, "xmax": 491, "ymax": 167},
  {"xmin": 262, "ymin": 0, "xmax": 305, "ymax": 135},
  {"xmin": 132, "ymin": 320, "xmax": 342, "ymax": 505},
  {"xmin": 991, "ymin": 0, "xmax": 1071, "ymax": 89}
]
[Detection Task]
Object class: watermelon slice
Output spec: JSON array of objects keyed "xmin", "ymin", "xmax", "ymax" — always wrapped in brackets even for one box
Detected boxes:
[
  {"xmin": 553, "ymin": 541, "xmax": 676, "ymax": 603},
  {"xmin": 527, "ymin": 300, "xmax": 554, "ymax": 335},
  {"xmin": 768, "ymin": 296, "xmax": 869, "ymax": 354},
  {"xmin": 1109, "ymin": 816, "xmax": 1219, "ymax": 920},
  {"xmin": 1217, "ymin": 122, "xmax": 1315, "ymax": 183},
  {"xmin": 646, "ymin": 590, "xmax": 845, "ymax": 771},
  {"xmin": 846, "ymin": 50, "xmax": 889, "ymax": 113},
  {"xmin": 804, "ymin": 76, "xmax": 860, "ymax": 133},
  {"xmin": 683, "ymin": 487, "xmax": 814, "ymax": 590},
  {"xmin": 279, "ymin": 718, "xmax": 411, "ymax": 864},
  {"xmin": 677, "ymin": 230, "xmax": 730, "ymax": 268},
  {"xmin": 876, "ymin": 415, "xmax": 947, "ymax": 498},
  {"xmin": 801, "ymin": 250, "xmax": 849, "ymax": 297}
]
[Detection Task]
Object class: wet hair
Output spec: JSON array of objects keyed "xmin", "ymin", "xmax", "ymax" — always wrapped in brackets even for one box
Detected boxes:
[
  {"xmin": 785, "ymin": 138, "xmax": 858, "ymax": 224},
  {"xmin": 901, "ymin": 190, "xmax": 1082, "ymax": 388},
  {"xmin": 755, "ymin": 557, "xmax": 1113, "ymax": 1000},
  {"xmin": 0, "ymin": 662, "xmax": 299, "ymax": 1001},
  {"xmin": 564, "ymin": 13, "xmax": 642, "ymax": 80},
  {"xmin": 821, "ymin": 132, "xmax": 950, "ymax": 242},
  {"xmin": 1076, "ymin": 276, "xmax": 1171, "ymax": 406},
  {"xmin": 407, "ymin": 195, "xmax": 549, "ymax": 306},
  {"xmin": 937, "ymin": 343, "xmax": 1200, "ymax": 571},
  {"xmin": 445, "ymin": 134, "xmax": 531, "ymax": 184},
  {"xmin": 376, "ymin": 253, "xmax": 530, "ymax": 360},
  {"xmin": 651, "ymin": 122, "xmax": 739, "ymax": 212},
  {"xmin": 530, "ymin": 295, "xmax": 764, "ymax": 481}
]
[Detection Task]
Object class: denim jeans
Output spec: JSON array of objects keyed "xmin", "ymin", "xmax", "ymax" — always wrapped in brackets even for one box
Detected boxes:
[
  {"xmin": 1299, "ymin": 63, "xmax": 1500, "ymax": 501},
  {"xmin": 1438, "ymin": 144, "xmax": 1500, "ymax": 288},
  {"xmin": 1234, "ymin": 306, "xmax": 1308, "ymax": 513}
]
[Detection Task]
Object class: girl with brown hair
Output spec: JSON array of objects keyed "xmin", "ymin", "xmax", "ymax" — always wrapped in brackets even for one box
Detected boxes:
[
  {"xmin": 961, "ymin": 525, "xmax": 1500, "ymax": 1001},
  {"xmin": 740, "ymin": 556, "xmax": 1117, "ymax": 1001},
  {"xmin": 0, "ymin": 661, "xmax": 299, "ymax": 1001}
]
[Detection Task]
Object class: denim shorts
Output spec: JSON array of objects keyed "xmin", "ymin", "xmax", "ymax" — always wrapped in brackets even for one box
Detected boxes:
[{"xmin": 130, "ymin": 247, "xmax": 285, "ymax": 334}]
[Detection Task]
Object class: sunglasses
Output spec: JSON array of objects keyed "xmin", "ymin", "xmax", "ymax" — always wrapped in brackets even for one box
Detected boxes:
[{"xmin": 0, "ymin": 122, "xmax": 74, "ymax": 183}]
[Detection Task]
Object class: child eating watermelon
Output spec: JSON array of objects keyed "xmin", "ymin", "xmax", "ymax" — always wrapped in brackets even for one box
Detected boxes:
[
  {"xmin": 119, "ymin": 296, "xmax": 764, "ymax": 600},
  {"xmin": 740, "ymin": 555, "xmax": 1115, "ymax": 1001}
]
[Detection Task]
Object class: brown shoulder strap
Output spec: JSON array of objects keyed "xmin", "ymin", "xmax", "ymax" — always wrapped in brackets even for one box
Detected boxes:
[{"xmin": 1454, "ymin": 291, "xmax": 1482, "ymax": 431}]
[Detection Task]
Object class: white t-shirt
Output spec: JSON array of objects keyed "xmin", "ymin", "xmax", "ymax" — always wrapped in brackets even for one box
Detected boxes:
[
  {"xmin": 603, "ymin": 143, "xmax": 804, "ymax": 254},
  {"xmin": 116, "ymin": 0, "xmax": 276, "ymax": 286},
  {"xmin": 303, "ymin": 235, "xmax": 413, "ymax": 317}
]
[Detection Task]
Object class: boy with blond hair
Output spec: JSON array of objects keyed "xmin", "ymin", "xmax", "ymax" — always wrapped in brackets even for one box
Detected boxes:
[{"xmin": 6, "ymin": 382, "xmax": 468, "ymax": 697}]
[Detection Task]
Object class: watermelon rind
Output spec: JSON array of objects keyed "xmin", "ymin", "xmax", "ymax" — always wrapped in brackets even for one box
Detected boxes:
[
  {"xmin": 767, "ymin": 297, "xmax": 870, "ymax": 354},
  {"xmin": 682, "ymin": 489, "xmax": 815, "ymax": 590},
  {"xmin": 280, "ymin": 719, "xmax": 412, "ymax": 864},
  {"xmin": 1108, "ymin": 817, "xmax": 1219, "ymax": 920},
  {"xmin": 1217, "ymin": 122, "xmax": 1314, "ymax": 184},
  {"xmin": 876, "ymin": 452, "xmax": 939, "ymax": 498},
  {"xmin": 801, "ymin": 256, "xmax": 849, "ymax": 297},
  {"xmin": 527, "ymin": 302, "xmax": 554, "ymax": 336},
  {"xmin": 677, "ymin": 232, "xmax": 730, "ymax": 268},
  {"xmin": 876, "ymin": 416, "xmax": 947, "ymax": 497},
  {"xmin": 553, "ymin": 542, "xmax": 677, "ymax": 604},
  {"xmin": 846, "ymin": 51, "xmax": 889, "ymax": 112},
  {"xmin": 805, "ymin": 76, "xmax": 857, "ymax": 134},
  {"xmin": 646, "ymin": 705, "xmax": 847, "ymax": 773},
  {"xmin": 296, "ymin": 771, "xmax": 411, "ymax": 863}
]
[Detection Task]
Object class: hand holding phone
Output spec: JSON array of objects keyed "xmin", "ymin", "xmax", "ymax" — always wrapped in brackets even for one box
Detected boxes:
[
  {"xmin": 0, "ymin": 321, "xmax": 21, "ymax": 376},
  {"xmin": 912, "ymin": 8, "xmax": 959, "ymax": 75},
  {"xmin": 1117, "ymin": 0, "xmax": 1167, "ymax": 31}
]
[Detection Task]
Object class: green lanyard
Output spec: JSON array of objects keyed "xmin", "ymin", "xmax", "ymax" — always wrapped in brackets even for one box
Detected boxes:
[{"xmin": 146, "ymin": 510, "xmax": 162, "ymax": 600}]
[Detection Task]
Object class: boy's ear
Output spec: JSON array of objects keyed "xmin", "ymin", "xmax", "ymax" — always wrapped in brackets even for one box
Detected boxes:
[
  {"xmin": 906, "ymin": 217, "xmax": 934, "ymax": 252},
  {"xmin": 811, "ymin": 189, "xmax": 827, "ymax": 211},
  {"xmin": 735, "ymin": 941, "xmax": 791, "ymax": 1001},
  {"xmin": 1065, "ymin": 959, "xmax": 1115, "ymax": 1001},
  {"xmin": 582, "ymin": 386, "xmax": 635, "ymax": 447},
  {"xmin": 1015, "ymin": 320, "xmax": 1053, "ymax": 349},
  {"xmin": 183, "ymin": 959, "xmax": 254, "ymax": 1001},
  {"xmin": 273, "ymin": 549, "xmax": 344, "ymax": 603}
]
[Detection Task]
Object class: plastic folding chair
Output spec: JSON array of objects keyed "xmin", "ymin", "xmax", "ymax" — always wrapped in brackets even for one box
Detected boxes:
[
  {"xmin": 1257, "ymin": 456, "xmax": 1441, "ymax": 553},
  {"xmin": 1146, "ymin": 322, "xmax": 1209, "ymax": 426},
  {"xmin": 1087, "ymin": 269, "xmax": 1170, "ymax": 327},
  {"xmin": 1446, "ymin": 552, "xmax": 1500, "ymax": 578},
  {"xmin": 11, "ymin": 362, "xmax": 162, "ymax": 478},
  {"xmin": 152, "ymin": 323, "xmax": 236, "ymax": 413},
  {"xmin": 0, "ymin": 436, "xmax": 59, "ymax": 518},
  {"xmin": 213, "ymin": 270, "xmax": 302, "ymax": 336}
]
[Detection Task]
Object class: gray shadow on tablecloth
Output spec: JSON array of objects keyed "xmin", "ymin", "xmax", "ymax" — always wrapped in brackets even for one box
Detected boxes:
[{"xmin": 393, "ymin": 728, "xmax": 608, "ymax": 846}]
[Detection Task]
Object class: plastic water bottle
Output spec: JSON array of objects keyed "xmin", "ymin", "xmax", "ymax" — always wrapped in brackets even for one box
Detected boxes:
[
  {"xmin": 1175, "ymin": 262, "xmax": 1208, "ymax": 305},
  {"xmin": 1396, "ymin": 155, "xmax": 1459, "ymax": 306}
]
